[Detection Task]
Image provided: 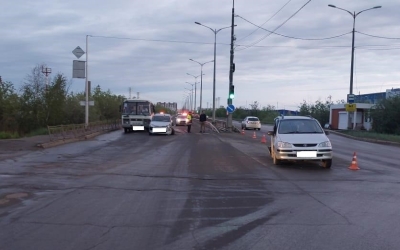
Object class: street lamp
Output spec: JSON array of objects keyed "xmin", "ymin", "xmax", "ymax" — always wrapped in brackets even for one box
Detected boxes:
[
  {"xmin": 189, "ymin": 59, "xmax": 214, "ymax": 113},
  {"xmin": 186, "ymin": 82, "xmax": 195, "ymax": 111},
  {"xmin": 195, "ymin": 21, "xmax": 233, "ymax": 122},
  {"xmin": 184, "ymin": 88, "xmax": 193, "ymax": 111},
  {"xmin": 328, "ymin": 4, "xmax": 381, "ymax": 95},
  {"xmin": 186, "ymin": 73, "xmax": 202, "ymax": 113}
]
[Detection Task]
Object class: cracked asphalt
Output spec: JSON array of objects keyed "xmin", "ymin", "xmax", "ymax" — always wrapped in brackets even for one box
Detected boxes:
[{"xmin": 1, "ymin": 123, "xmax": 400, "ymax": 250}]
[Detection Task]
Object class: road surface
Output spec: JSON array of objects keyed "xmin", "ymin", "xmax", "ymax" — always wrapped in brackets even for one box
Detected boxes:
[{"xmin": 1, "ymin": 123, "xmax": 400, "ymax": 249}]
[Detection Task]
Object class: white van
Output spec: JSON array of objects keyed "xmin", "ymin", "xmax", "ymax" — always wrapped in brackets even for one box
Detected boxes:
[{"xmin": 267, "ymin": 115, "xmax": 333, "ymax": 168}]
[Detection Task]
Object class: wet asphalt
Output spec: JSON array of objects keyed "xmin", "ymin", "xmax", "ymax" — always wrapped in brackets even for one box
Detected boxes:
[{"xmin": 1, "ymin": 122, "xmax": 400, "ymax": 250}]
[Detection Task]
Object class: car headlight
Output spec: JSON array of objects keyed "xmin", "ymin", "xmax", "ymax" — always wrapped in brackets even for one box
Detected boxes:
[
  {"xmin": 277, "ymin": 141, "xmax": 292, "ymax": 148},
  {"xmin": 318, "ymin": 141, "xmax": 332, "ymax": 147}
]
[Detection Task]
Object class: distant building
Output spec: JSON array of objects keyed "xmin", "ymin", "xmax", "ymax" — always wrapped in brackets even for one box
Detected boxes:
[
  {"xmin": 157, "ymin": 102, "xmax": 177, "ymax": 111},
  {"xmin": 329, "ymin": 88, "xmax": 400, "ymax": 130},
  {"xmin": 354, "ymin": 88, "xmax": 400, "ymax": 104}
]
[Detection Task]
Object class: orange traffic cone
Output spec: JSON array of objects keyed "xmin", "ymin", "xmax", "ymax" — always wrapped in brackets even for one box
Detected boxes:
[
  {"xmin": 348, "ymin": 152, "xmax": 360, "ymax": 170},
  {"xmin": 241, "ymin": 129, "xmax": 245, "ymax": 135},
  {"xmin": 252, "ymin": 131, "xmax": 257, "ymax": 139},
  {"xmin": 261, "ymin": 134, "xmax": 267, "ymax": 143}
]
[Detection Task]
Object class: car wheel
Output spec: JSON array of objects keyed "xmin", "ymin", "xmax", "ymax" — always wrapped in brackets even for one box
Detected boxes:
[
  {"xmin": 272, "ymin": 151, "xmax": 281, "ymax": 165},
  {"xmin": 322, "ymin": 159, "xmax": 332, "ymax": 169},
  {"xmin": 148, "ymin": 132, "xmax": 152, "ymax": 136}
]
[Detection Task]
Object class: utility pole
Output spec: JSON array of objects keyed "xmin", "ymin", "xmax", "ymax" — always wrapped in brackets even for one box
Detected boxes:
[
  {"xmin": 227, "ymin": 0, "xmax": 235, "ymax": 131},
  {"xmin": 129, "ymin": 87, "xmax": 132, "ymax": 99},
  {"xmin": 41, "ymin": 66, "xmax": 52, "ymax": 91}
]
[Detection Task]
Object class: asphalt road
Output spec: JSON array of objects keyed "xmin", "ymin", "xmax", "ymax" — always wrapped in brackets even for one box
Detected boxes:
[{"xmin": 1, "ymin": 122, "xmax": 400, "ymax": 250}]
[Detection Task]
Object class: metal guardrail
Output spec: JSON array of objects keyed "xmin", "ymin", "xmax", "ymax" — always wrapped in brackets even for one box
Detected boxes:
[{"xmin": 47, "ymin": 120, "xmax": 121, "ymax": 141}]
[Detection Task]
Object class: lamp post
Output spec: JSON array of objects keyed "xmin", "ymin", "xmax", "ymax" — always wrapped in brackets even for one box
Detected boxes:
[
  {"xmin": 186, "ymin": 82, "xmax": 195, "ymax": 112},
  {"xmin": 184, "ymin": 88, "xmax": 193, "ymax": 111},
  {"xmin": 195, "ymin": 22, "xmax": 232, "ymax": 123},
  {"xmin": 186, "ymin": 73, "xmax": 202, "ymax": 113},
  {"xmin": 328, "ymin": 4, "xmax": 381, "ymax": 95},
  {"xmin": 189, "ymin": 59, "xmax": 213, "ymax": 113}
]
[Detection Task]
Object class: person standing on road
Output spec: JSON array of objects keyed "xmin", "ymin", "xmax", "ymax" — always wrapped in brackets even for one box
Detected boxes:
[
  {"xmin": 199, "ymin": 111, "xmax": 207, "ymax": 133},
  {"xmin": 187, "ymin": 112, "xmax": 192, "ymax": 133}
]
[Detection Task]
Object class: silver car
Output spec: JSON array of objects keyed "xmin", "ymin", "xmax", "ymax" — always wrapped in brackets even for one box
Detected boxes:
[
  {"xmin": 149, "ymin": 114, "xmax": 175, "ymax": 135},
  {"xmin": 267, "ymin": 116, "xmax": 333, "ymax": 168}
]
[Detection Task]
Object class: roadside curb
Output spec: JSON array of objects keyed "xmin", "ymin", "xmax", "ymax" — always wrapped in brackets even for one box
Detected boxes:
[
  {"xmin": 328, "ymin": 130, "xmax": 400, "ymax": 147},
  {"xmin": 38, "ymin": 129, "xmax": 120, "ymax": 149}
]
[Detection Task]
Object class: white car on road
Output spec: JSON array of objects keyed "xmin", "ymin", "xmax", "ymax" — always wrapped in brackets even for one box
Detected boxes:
[
  {"xmin": 241, "ymin": 116, "xmax": 261, "ymax": 130},
  {"xmin": 149, "ymin": 113, "xmax": 175, "ymax": 135},
  {"xmin": 268, "ymin": 116, "xmax": 333, "ymax": 168}
]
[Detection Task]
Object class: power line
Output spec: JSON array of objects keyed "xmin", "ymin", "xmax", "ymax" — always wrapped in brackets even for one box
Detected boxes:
[
  {"xmin": 236, "ymin": 14, "xmax": 352, "ymax": 41},
  {"xmin": 236, "ymin": 0, "xmax": 312, "ymax": 51},
  {"xmin": 90, "ymin": 35, "xmax": 231, "ymax": 46},
  {"xmin": 237, "ymin": 0, "xmax": 293, "ymax": 42},
  {"xmin": 356, "ymin": 31, "xmax": 400, "ymax": 40}
]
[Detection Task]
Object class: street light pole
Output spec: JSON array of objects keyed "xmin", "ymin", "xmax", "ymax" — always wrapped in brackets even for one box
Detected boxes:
[
  {"xmin": 189, "ymin": 59, "xmax": 213, "ymax": 113},
  {"xmin": 195, "ymin": 22, "xmax": 232, "ymax": 123},
  {"xmin": 186, "ymin": 82, "xmax": 194, "ymax": 111},
  {"xmin": 187, "ymin": 73, "xmax": 202, "ymax": 112},
  {"xmin": 328, "ymin": 4, "xmax": 382, "ymax": 95}
]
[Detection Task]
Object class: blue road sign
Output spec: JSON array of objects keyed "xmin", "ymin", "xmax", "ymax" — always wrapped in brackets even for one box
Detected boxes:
[
  {"xmin": 347, "ymin": 94, "xmax": 355, "ymax": 104},
  {"xmin": 226, "ymin": 104, "xmax": 235, "ymax": 113}
]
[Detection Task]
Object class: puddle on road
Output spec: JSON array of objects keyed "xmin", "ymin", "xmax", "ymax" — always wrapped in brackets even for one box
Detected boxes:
[{"xmin": 0, "ymin": 192, "xmax": 31, "ymax": 208}]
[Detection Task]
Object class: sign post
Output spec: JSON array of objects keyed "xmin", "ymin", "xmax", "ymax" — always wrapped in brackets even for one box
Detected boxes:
[{"xmin": 72, "ymin": 44, "xmax": 89, "ymax": 127}]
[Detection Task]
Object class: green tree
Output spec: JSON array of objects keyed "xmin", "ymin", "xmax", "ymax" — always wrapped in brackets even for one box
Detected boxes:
[
  {"xmin": 0, "ymin": 80, "xmax": 20, "ymax": 132},
  {"xmin": 18, "ymin": 64, "xmax": 48, "ymax": 133},
  {"xmin": 371, "ymin": 96, "xmax": 400, "ymax": 134},
  {"xmin": 298, "ymin": 96, "xmax": 333, "ymax": 126},
  {"xmin": 92, "ymin": 85, "xmax": 125, "ymax": 121}
]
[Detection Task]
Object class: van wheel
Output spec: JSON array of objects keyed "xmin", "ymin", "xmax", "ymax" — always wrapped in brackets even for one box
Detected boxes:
[{"xmin": 322, "ymin": 159, "xmax": 332, "ymax": 169}]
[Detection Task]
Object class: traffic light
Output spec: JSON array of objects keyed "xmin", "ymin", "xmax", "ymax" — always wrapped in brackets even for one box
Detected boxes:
[{"xmin": 229, "ymin": 85, "xmax": 235, "ymax": 99}]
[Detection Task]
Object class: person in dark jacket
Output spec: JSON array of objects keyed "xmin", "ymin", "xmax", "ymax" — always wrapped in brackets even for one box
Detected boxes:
[{"xmin": 199, "ymin": 111, "xmax": 207, "ymax": 133}]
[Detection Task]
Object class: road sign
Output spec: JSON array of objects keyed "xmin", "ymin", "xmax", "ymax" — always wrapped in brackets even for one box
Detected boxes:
[
  {"xmin": 226, "ymin": 104, "xmax": 235, "ymax": 113},
  {"xmin": 345, "ymin": 103, "xmax": 356, "ymax": 112},
  {"xmin": 73, "ymin": 60, "xmax": 85, "ymax": 78},
  {"xmin": 72, "ymin": 46, "xmax": 85, "ymax": 59},
  {"xmin": 80, "ymin": 101, "xmax": 94, "ymax": 106},
  {"xmin": 347, "ymin": 94, "xmax": 355, "ymax": 104}
]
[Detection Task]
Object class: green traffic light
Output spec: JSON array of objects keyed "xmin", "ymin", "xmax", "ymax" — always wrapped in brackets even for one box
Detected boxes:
[{"xmin": 229, "ymin": 93, "xmax": 234, "ymax": 99}]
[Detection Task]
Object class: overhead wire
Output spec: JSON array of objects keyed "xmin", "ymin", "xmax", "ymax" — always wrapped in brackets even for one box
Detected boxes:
[
  {"xmin": 236, "ymin": 15, "xmax": 352, "ymax": 41},
  {"xmin": 236, "ymin": 0, "xmax": 312, "ymax": 52},
  {"xmin": 237, "ymin": 0, "xmax": 293, "ymax": 42},
  {"xmin": 356, "ymin": 31, "xmax": 400, "ymax": 40}
]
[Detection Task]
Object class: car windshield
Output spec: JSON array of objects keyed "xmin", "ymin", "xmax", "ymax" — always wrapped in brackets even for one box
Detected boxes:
[
  {"xmin": 152, "ymin": 116, "xmax": 170, "ymax": 122},
  {"xmin": 248, "ymin": 117, "xmax": 259, "ymax": 121},
  {"xmin": 177, "ymin": 115, "xmax": 187, "ymax": 119},
  {"xmin": 278, "ymin": 119, "xmax": 323, "ymax": 134}
]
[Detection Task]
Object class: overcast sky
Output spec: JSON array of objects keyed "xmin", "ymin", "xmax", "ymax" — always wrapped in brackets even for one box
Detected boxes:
[{"xmin": 1, "ymin": 0, "xmax": 399, "ymax": 110}]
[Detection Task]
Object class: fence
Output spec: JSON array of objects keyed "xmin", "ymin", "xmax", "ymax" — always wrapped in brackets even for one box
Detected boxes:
[{"xmin": 47, "ymin": 120, "xmax": 121, "ymax": 141}]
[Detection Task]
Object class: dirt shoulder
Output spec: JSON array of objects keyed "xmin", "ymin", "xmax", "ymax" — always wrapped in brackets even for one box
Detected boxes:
[{"xmin": 0, "ymin": 135, "xmax": 52, "ymax": 160}]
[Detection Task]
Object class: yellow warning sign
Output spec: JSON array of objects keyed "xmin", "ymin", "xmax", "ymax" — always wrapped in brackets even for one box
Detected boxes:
[{"xmin": 345, "ymin": 104, "xmax": 357, "ymax": 112}]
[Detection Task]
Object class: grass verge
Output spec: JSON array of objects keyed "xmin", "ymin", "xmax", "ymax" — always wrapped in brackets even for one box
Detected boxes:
[
  {"xmin": 0, "ymin": 131, "xmax": 19, "ymax": 139},
  {"xmin": 337, "ymin": 130, "xmax": 400, "ymax": 143}
]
